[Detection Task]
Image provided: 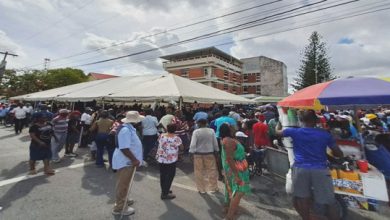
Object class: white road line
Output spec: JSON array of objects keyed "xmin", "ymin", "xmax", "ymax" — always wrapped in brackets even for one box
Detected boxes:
[
  {"xmin": 0, "ymin": 161, "xmax": 93, "ymax": 187},
  {"xmin": 0, "ymin": 161, "xmax": 298, "ymax": 216},
  {"xmin": 138, "ymin": 171, "xmax": 298, "ymax": 216}
]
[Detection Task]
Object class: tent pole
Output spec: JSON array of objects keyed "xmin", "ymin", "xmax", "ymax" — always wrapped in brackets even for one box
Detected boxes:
[
  {"xmin": 102, "ymin": 99, "xmax": 105, "ymax": 109},
  {"xmin": 353, "ymin": 105, "xmax": 366, "ymax": 160},
  {"xmin": 179, "ymin": 97, "xmax": 183, "ymax": 110}
]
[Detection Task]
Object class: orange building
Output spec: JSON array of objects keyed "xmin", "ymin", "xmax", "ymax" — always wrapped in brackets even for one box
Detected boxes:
[
  {"xmin": 161, "ymin": 47, "xmax": 287, "ymax": 96},
  {"xmin": 160, "ymin": 47, "xmax": 243, "ymax": 95}
]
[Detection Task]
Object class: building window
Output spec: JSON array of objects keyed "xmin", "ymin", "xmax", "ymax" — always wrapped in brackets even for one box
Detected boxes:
[
  {"xmin": 181, "ymin": 69, "xmax": 189, "ymax": 77},
  {"xmin": 256, "ymin": 85, "xmax": 261, "ymax": 94},
  {"xmin": 243, "ymin": 74, "xmax": 248, "ymax": 82},
  {"xmin": 223, "ymin": 84, "xmax": 228, "ymax": 90},
  {"xmin": 204, "ymin": 67, "xmax": 209, "ymax": 75},
  {"xmin": 256, "ymin": 73, "xmax": 261, "ymax": 82},
  {"xmin": 224, "ymin": 70, "xmax": 228, "ymax": 80}
]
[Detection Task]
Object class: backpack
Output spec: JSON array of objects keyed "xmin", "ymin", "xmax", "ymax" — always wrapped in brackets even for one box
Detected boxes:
[{"xmin": 114, "ymin": 124, "xmax": 126, "ymax": 149}]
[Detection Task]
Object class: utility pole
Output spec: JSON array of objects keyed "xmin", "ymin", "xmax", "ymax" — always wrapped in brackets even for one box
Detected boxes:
[
  {"xmin": 0, "ymin": 51, "xmax": 18, "ymax": 79},
  {"xmin": 44, "ymin": 58, "xmax": 50, "ymax": 73}
]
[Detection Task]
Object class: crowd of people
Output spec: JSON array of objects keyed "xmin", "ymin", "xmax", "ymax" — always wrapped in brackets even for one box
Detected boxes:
[{"xmin": 1, "ymin": 101, "xmax": 390, "ymax": 219}]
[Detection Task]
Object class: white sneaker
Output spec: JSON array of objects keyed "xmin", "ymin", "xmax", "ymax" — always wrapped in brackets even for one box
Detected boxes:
[
  {"xmin": 52, "ymin": 159, "xmax": 61, "ymax": 163},
  {"xmin": 112, "ymin": 207, "xmax": 135, "ymax": 216}
]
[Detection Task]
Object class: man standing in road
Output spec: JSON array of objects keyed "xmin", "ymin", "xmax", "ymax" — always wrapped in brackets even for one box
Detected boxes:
[
  {"xmin": 80, "ymin": 107, "xmax": 93, "ymax": 148},
  {"xmin": 252, "ymin": 114, "xmax": 270, "ymax": 175},
  {"xmin": 51, "ymin": 109, "xmax": 69, "ymax": 163},
  {"xmin": 141, "ymin": 108, "xmax": 159, "ymax": 161},
  {"xmin": 276, "ymin": 110, "xmax": 343, "ymax": 220},
  {"xmin": 11, "ymin": 103, "xmax": 27, "ymax": 134},
  {"xmin": 112, "ymin": 111, "xmax": 143, "ymax": 216},
  {"xmin": 24, "ymin": 103, "xmax": 34, "ymax": 125}
]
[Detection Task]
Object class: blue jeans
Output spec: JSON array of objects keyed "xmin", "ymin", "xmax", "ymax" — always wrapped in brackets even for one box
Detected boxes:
[
  {"xmin": 95, "ymin": 133, "xmax": 114, "ymax": 166},
  {"xmin": 251, "ymin": 148, "xmax": 266, "ymax": 169}
]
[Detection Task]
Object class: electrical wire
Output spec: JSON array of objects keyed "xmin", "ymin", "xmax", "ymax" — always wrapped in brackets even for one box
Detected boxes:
[
  {"xmin": 22, "ymin": 0, "xmax": 284, "ymax": 68},
  {"xmin": 77, "ymin": 1, "xmax": 390, "ymax": 73}
]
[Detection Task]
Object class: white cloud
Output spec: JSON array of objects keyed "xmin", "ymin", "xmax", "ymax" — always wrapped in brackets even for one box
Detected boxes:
[
  {"xmin": 0, "ymin": 30, "xmax": 23, "ymax": 54},
  {"xmin": 0, "ymin": 0, "xmax": 388, "ymax": 87},
  {"xmin": 81, "ymin": 28, "xmax": 186, "ymax": 72}
]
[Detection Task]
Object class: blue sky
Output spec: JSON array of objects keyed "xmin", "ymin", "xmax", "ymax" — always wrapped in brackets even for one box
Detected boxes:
[{"xmin": 0, "ymin": 0, "xmax": 389, "ymax": 85}]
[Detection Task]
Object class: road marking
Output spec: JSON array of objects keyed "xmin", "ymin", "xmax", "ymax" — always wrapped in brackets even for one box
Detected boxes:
[
  {"xmin": 0, "ymin": 161, "xmax": 298, "ymax": 216},
  {"xmin": 0, "ymin": 161, "xmax": 93, "ymax": 187},
  {"xmin": 138, "ymin": 171, "xmax": 298, "ymax": 216}
]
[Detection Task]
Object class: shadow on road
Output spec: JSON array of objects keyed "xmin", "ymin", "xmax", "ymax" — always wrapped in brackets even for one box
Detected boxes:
[
  {"xmin": 0, "ymin": 133, "xmax": 17, "ymax": 140},
  {"xmin": 0, "ymin": 161, "xmax": 29, "ymax": 180},
  {"xmin": 158, "ymin": 200, "xmax": 197, "ymax": 220},
  {"xmin": 18, "ymin": 134, "xmax": 31, "ymax": 142},
  {"xmin": 81, "ymin": 163, "xmax": 116, "ymax": 204},
  {"xmin": 0, "ymin": 175, "xmax": 49, "ymax": 211},
  {"xmin": 200, "ymin": 193, "xmax": 225, "ymax": 219}
]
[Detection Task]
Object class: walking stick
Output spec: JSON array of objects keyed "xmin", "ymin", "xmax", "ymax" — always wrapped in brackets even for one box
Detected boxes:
[
  {"xmin": 120, "ymin": 166, "xmax": 137, "ymax": 220},
  {"xmin": 78, "ymin": 126, "xmax": 84, "ymax": 147}
]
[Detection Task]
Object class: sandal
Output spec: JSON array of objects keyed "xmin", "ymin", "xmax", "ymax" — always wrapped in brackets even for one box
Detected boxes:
[
  {"xmin": 29, "ymin": 169, "xmax": 37, "ymax": 175},
  {"xmin": 44, "ymin": 170, "xmax": 56, "ymax": 175}
]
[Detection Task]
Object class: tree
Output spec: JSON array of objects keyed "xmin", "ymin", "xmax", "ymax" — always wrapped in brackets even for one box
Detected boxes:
[
  {"xmin": 292, "ymin": 31, "xmax": 336, "ymax": 91},
  {"xmin": 0, "ymin": 68, "xmax": 87, "ymax": 98},
  {"xmin": 42, "ymin": 68, "xmax": 87, "ymax": 90}
]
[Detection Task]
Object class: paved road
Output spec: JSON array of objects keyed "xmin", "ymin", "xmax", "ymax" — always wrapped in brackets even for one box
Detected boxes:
[{"xmin": 0, "ymin": 126, "xmax": 388, "ymax": 220}]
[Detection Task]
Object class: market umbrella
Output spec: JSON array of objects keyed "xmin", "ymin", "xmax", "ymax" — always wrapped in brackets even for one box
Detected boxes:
[{"xmin": 278, "ymin": 77, "xmax": 390, "ymax": 110}]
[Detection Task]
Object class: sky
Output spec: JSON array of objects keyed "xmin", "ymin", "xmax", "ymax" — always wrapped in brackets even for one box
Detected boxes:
[{"xmin": 1, "ymin": 0, "xmax": 390, "ymax": 89}]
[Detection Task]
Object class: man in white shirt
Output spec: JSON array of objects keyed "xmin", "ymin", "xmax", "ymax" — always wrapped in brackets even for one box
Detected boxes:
[
  {"xmin": 11, "ymin": 103, "xmax": 27, "ymax": 134},
  {"xmin": 141, "ymin": 109, "xmax": 159, "ymax": 160},
  {"xmin": 112, "ymin": 111, "xmax": 143, "ymax": 216},
  {"xmin": 24, "ymin": 103, "xmax": 34, "ymax": 125},
  {"xmin": 80, "ymin": 108, "xmax": 93, "ymax": 148}
]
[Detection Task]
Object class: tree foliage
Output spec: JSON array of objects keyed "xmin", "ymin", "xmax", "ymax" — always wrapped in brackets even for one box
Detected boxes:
[
  {"xmin": 0, "ymin": 68, "xmax": 87, "ymax": 98},
  {"xmin": 292, "ymin": 31, "xmax": 336, "ymax": 91}
]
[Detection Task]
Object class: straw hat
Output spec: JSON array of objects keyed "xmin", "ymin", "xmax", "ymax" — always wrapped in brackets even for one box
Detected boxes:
[{"xmin": 121, "ymin": 111, "xmax": 144, "ymax": 124}]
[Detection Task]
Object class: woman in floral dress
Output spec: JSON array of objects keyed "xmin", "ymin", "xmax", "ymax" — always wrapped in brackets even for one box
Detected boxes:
[{"xmin": 220, "ymin": 123, "xmax": 250, "ymax": 220}]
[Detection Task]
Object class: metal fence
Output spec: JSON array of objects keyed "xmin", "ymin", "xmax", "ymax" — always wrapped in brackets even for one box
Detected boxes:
[{"xmin": 265, "ymin": 147, "xmax": 290, "ymax": 179}]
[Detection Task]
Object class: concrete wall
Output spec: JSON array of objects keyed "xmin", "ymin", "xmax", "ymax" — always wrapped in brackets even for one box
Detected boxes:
[{"xmin": 241, "ymin": 56, "xmax": 287, "ymax": 96}]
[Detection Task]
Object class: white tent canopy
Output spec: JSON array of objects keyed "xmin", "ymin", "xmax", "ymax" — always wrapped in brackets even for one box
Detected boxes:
[{"xmin": 11, "ymin": 74, "xmax": 253, "ymax": 104}]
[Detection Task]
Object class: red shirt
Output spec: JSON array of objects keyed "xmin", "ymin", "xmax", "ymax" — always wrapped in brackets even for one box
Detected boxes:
[{"xmin": 252, "ymin": 121, "xmax": 269, "ymax": 148}]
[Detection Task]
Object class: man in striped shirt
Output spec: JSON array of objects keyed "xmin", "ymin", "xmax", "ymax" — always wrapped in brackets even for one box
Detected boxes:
[{"xmin": 51, "ymin": 109, "xmax": 69, "ymax": 163}]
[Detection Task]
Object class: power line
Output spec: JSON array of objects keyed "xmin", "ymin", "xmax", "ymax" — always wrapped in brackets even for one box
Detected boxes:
[
  {"xmin": 54, "ymin": 0, "xmax": 354, "ymax": 69},
  {"xmin": 23, "ymin": 0, "xmax": 95, "ymax": 41},
  {"xmin": 54, "ymin": 0, "xmax": 383, "ymax": 70},
  {"xmin": 23, "ymin": 0, "xmax": 284, "ymax": 68},
  {"xmin": 81, "ymin": 2, "xmax": 390, "ymax": 73},
  {"xmin": 76, "ymin": 0, "xmax": 333, "ymax": 67},
  {"xmin": 49, "ymin": 1, "xmax": 303, "ymax": 69}
]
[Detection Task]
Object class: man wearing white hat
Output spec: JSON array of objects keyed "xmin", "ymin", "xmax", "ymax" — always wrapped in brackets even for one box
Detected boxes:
[{"xmin": 112, "ymin": 111, "xmax": 144, "ymax": 216}]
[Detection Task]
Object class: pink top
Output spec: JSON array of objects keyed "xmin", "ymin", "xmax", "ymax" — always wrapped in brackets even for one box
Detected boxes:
[{"xmin": 156, "ymin": 134, "xmax": 182, "ymax": 164}]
